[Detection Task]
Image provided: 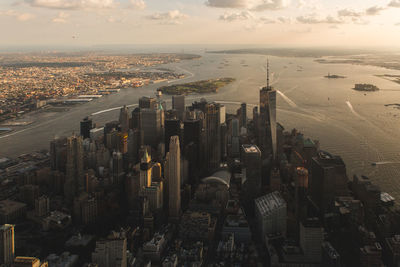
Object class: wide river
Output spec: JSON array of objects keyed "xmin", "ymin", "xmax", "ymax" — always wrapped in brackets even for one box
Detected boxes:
[{"xmin": 2, "ymin": 51, "xmax": 400, "ymax": 201}]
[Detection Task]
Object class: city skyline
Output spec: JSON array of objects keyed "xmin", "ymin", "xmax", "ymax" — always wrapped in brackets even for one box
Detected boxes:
[{"xmin": 0, "ymin": 0, "xmax": 400, "ymax": 47}]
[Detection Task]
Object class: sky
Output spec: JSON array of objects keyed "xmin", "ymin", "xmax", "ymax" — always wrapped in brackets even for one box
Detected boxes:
[{"xmin": 0, "ymin": 0, "xmax": 399, "ymax": 48}]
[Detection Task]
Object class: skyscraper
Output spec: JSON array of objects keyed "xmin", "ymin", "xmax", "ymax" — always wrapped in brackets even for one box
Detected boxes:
[
  {"xmin": 0, "ymin": 224, "xmax": 15, "ymax": 266},
  {"xmin": 139, "ymin": 96, "xmax": 157, "ymax": 110},
  {"xmin": 80, "ymin": 117, "xmax": 93, "ymax": 139},
  {"xmin": 140, "ymin": 148, "xmax": 152, "ymax": 189},
  {"xmin": 241, "ymin": 145, "xmax": 262, "ymax": 200},
  {"xmin": 310, "ymin": 151, "xmax": 348, "ymax": 213},
  {"xmin": 205, "ymin": 103, "xmax": 221, "ymax": 173},
  {"xmin": 172, "ymin": 95, "xmax": 185, "ymax": 121},
  {"xmin": 164, "ymin": 119, "xmax": 181, "ymax": 154},
  {"xmin": 112, "ymin": 151, "xmax": 124, "ymax": 185},
  {"xmin": 65, "ymin": 135, "xmax": 84, "ymax": 203},
  {"xmin": 140, "ymin": 108, "xmax": 162, "ymax": 148},
  {"xmin": 131, "ymin": 108, "xmax": 141, "ymax": 130},
  {"xmin": 118, "ymin": 105, "xmax": 130, "ymax": 133},
  {"xmin": 231, "ymin": 118, "xmax": 240, "ymax": 157},
  {"xmin": 92, "ymin": 233, "xmax": 127, "ymax": 267},
  {"xmin": 168, "ymin": 136, "xmax": 181, "ymax": 220},
  {"xmin": 259, "ymin": 60, "xmax": 277, "ymax": 161},
  {"xmin": 50, "ymin": 137, "xmax": 67, "ymax": 172},
  {"xmin": 240, "ymin": 102, "xmax": 247, "ymax": 129}
]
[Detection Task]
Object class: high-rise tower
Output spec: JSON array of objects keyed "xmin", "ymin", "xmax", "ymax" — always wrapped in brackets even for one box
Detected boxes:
[
  {"xmin": 65, "ymin": 135, "xmax": 84, "ymax": 202},
  {"xmin": 259, "ymin": 60, "xmax": 277, "ymax": 161},
  {"xmin": 119, "ymin": 105, "xmax": 130, "ymax": 133},
  {"xmin": 168, "ymin": 136, "xmax": 181, "ymax": 220},
  {"xmin": 0, "ymin": 224, "xmax": 15, "ymax": 266},
  {"xmin": 140, "ymin": 148, "xmax": 152, "ymax": 189}
]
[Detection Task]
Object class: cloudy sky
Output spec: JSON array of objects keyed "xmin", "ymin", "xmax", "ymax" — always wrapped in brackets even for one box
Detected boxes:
[{"xmin": 0, "ymin": 0, "xmax": 399, "ymax": 47}]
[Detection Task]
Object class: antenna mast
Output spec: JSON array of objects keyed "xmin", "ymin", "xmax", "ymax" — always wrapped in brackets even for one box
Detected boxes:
[{"xmin": 267, "ymin": 59, "xmax": 270, "ymax": 88}]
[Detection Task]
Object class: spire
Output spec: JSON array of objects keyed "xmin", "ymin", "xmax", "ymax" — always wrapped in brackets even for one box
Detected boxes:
[{"xmin": 267, "ymin": 59, "xmax": 270, "ymax": 88}]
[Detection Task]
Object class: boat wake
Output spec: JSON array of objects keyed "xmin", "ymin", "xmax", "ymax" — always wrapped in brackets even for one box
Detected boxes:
[
  {"xmin": 277, "ymin": 90, "xmax": 297, "ymax": 108},
  {"xmin": 372, "ymin": 161, "xmax": 400, "ymax": 165},
  {"xmin": 346, "ymin": 101, "xmax": 364, "ymax": 120}
]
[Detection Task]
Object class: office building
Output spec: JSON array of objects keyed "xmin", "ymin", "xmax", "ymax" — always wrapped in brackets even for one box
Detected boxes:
[
  {"xmin": 80, "ymin": 117, "xmax": 93, "ymax": 140},
  {"xmin": 140, "ymin": 149, "xmax": 152, "ymax": 189},
  {"xmin": 103, "ymin": 121, "xmax": 120, "ymax": 147},
  {"xmin": 259, "ymin": 61, "xmax": 277, "ymax": 161},
  {"xmin": 92, "ymin": 233, "xmax": 127, "ymax": 267},
  {"xmin": 241, "ymin": 145, "xmax": 262, "ymax": 200},
  {"xmin": 168, "ymin": 136, "xmax": 181, "ymax": 220},
  {"xmin": 205, "ymin": 103, "xmax": 221, "ymax": 173},
  {"xmin": 46, "ymin": 252, "xmax": 78, "ymax": 267},
  {"xmin": 322, "ymin": 242, "xmax": 341, "ymax": 267},
  {"xmin": 12, "ymin": 256, "xmax": 48, "ymax": 267},
  {"xmin": 300, "ymin": 218, "xmax": 324, "ymax": 263},
  {"xmin": 112, "ymin": 151, "xmax": 124, "ymax": 185},
  {"xmin": 255, "ymin": 191, "xmax": 287, "ymax": 239},
  {"xmin": 140, "ymin": 108, "xmax": 162, "ymax": 148},
  {"xmin": 164, "ymin": 119, "xmax": 181, "ymax": 154},
  {"xmin": 49, "ymin": 137, "xmax": 67, "ymax": 172},
  {"xmin": 64, "ymin": 135, "xmax": 84, "ymax": 203},
  {"xmin": 35, "ymin": 196, "xmax": 50, "ymax": 217},
  {"xmin": 142, "ymin": 233, "xmax": 166, "ymax": 262},
  {"xmin": 140, "ymin": 182, "xmax": 163, "ymax": 212},
  {"xmin": 240, "ymin": 102, "xmax": 247, "ymax": 128},
  {"xmin": 231, "ymin": 119, "xmax": 240, "ymax": 157},
  {"xmin": 172, "ymin": 95, "xmax": 185, "ymax": 120},
  {"xmin": 0, "ymin": 224, "xmax": 14, "ymax": 266},
  {"xmin": 0, "ymin": 200, "xmax": 27, "ymax": 224},
  {"xmin": 118, "ymin": 105, "xmax": 130, "ymax": 133},
  {"xmin": 139, "ymin": 96, "xmax": 157, "ymax": 110},
  {"xmin": 310, "ymin": 151, "xmax": 348, "ymax": 213}
]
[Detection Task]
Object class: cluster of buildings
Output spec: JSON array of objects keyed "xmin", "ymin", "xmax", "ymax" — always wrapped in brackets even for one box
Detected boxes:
[
  {"xmin": 0, "ymin": 53, "xmax": 194, "ymax": 123},
  {"xmin": 0, "ymin": 62, "xmax": 400, "ymax": 267}
]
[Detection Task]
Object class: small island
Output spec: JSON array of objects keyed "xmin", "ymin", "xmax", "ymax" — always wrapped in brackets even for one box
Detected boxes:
[
  {"xmin": 158, "ymin": 78, "xmax": 235, "ymax": 95},
  {"xmin": 353, "ymin": 83, "xmax": 380, "ymax": 92},
  {"xmin": 325, "ymin": 73, "xmax": 346, "ymax": 79}
]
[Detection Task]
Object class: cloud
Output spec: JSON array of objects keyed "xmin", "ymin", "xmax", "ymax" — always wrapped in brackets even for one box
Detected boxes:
[
  {"xmin": 52, "ymin": 12, "xmax": 69, "ymax": 23},
  {"xmin": 206, "ymin": 0, "xmax": 289, "ymax": 11},
  {"xmin": 337, "ymin": 9, "xmax": 362, "ymax": 17},
  {"xmin": 296, "ymin": 14, "xmax": 343, "ymax": 24},
  {"xmin": 259, "ymin": 17, "xmax": 276, "ymax": 24},
  {"xmin": 388, "ymin": 0, "xmax": 400, "ymax": 7},
  {"xmin": 219, "ymin": 11, "xmax": 253, "ymax": 21},
  {"xmin": 259, "ymin": 16, "xmax": 291, "ymax": 24},
  {"xmin": 130, "ymin": 0, "xmax": 146, "ymax": 10},
  {"xmin": 1, "ymin": 10, "xmax": 35, "ymax": 21},
  {"xmin": 250, "ymin": 0, "xmax": 289, "ymax": 11},
  {"xmin": 205, "ymin": 0, "xmax": 247, "ymax": 8},
  {"xmin": 146, "ymin": 10, "xmax": 188, "ymax": 24},
  {"xmin": 365, "ymin": 6, "xmax": 386, "ymax": 16},
  {"xmin": 24, "ymin": 0, "xmax": 115, "ymax": 10}
]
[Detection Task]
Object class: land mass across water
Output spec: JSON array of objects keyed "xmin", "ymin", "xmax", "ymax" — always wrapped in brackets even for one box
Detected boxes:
[
  {"xmin": 353, "ymin": 83, "xmax": 380, "ymax": 92},
  {"xmin": 325, "ymin": 73, "xmax": 346, "ymax": 79},
  {"xmin": 157, "ymin": 78, "xmax": 235, "ymax": 95}
]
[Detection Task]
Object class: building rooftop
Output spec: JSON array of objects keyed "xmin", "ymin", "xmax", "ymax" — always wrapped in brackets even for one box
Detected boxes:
[
  {"xmin": 242, "ymin": 145, "xmax": 261, "ymax": 154},
  {"xmin": 13, "ymin": 257, "xmax": 40, "ymax": 264},
  {"xmin": 0, "ymin": 199, "xmax": 27, "ymax": 215},
  {"xmin": 202, "ymin": 169, "xmax": 231, "ymax": 188},
  {"xmin": 322, "ymin": 242, "xmax": 340, "ymax": 260},
  {"xmin": 255, "ymin": 191, "xmax": 286, "ymax": 216}
]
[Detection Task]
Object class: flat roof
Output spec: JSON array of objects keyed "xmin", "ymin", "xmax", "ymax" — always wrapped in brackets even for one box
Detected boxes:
[
  {"xmin": 255, "ymin": 191, "xmax": 286, "ymax": 216},
  {"xmin": 242, "ymin": 144, "xmax": 260, "ymax": 154},
  {"xmin": 0, "ymin": 199, "xmax": 27, "ymax": 215}
]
